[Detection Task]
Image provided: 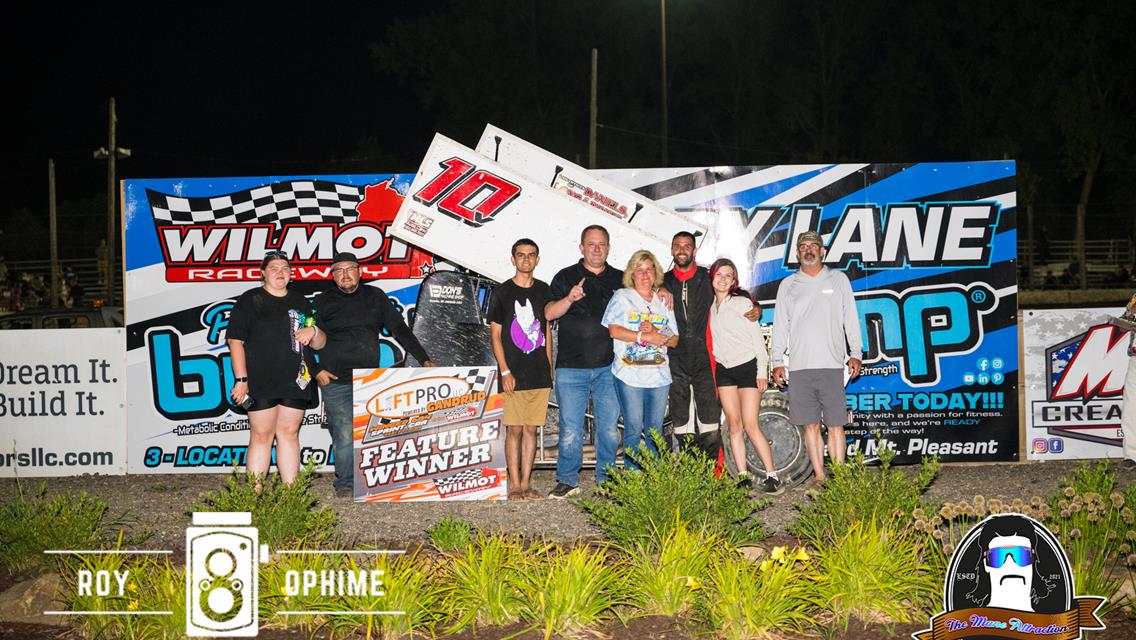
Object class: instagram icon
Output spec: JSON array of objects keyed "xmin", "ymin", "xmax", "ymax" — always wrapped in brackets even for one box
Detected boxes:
[{"xmin": 186, "ymin": 512, "xmax": 268, "ymax": 637}]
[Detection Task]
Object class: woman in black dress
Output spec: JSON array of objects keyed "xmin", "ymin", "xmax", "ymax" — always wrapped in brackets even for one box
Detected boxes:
[{"xmin": 227, "ymin": 251, "xmax": 324, "ymax": 487}]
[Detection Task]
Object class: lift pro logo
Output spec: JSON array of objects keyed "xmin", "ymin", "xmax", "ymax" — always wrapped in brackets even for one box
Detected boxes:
[
  {"xmin": 148, "ymin": 178, "xmax": 433, "ymax": 282},
  {"xmin": 1033, "ymin": 322, "xmax": 1129, "ymax": 447}
]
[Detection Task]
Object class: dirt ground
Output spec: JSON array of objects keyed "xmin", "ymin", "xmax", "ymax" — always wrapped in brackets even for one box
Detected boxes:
[{"xmin": 2, "ymin": 459, "xmax": 1134, "ymax": 639}]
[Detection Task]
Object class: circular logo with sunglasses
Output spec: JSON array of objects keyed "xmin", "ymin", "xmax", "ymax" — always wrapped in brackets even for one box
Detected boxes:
[
  {"xmin": 947, "ymin": 513, "xmax": 1070, "ymax": 615},
  {"xmin": 916, "ymin": 513, "xmax": 1105, "ymax": 640}
]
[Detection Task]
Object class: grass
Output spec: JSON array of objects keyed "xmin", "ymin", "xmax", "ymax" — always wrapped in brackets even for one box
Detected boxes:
[
  {"xmin": 427, "ymin": 515, "xmax": 476, "ymax": 551},
  {"xmin": 625, "ymin": 514, "xmax": 720, "ymax": 618},
  {"xmin": 580, "ymin": 432, "xmax": 767, "ymax": 550},
  {"xmin": 790, "ymin": 447, "xmax": 939, "ymax": 547},
  {"xmin": 698, "ymin": 543, "xmax": 821, "ymax": 639},
  {"xmin": 0, "ymin": 479, "xmax": 107, "ymax": 572},
  {"xmin": 189, "ymin": 463, "xmax": 337, "ymax": 549},
  {"xmin": 516, "ymin": 542, "xmax": 629, "ymax": 640},
  {"xmin": 438, "ymin": 533, "xmax": 531, "ymax": 632}
]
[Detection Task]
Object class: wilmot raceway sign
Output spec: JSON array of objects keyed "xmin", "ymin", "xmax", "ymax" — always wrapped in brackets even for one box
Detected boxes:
[
  {"xmin": 122, "ymin": 133, "xmax": 1017, "ymax": 473},
  {"xmin": 1023, "ymin": 307, "xmax": 1129, "ymax": 460}
]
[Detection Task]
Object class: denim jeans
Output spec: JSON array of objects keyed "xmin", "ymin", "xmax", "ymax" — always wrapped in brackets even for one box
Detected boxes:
[
  {"xmin": 613, "ymin": 379, "xmax": 669, "ymax": 471},
  {"xmin": 320, "ymin": 382, "xmax": 355, "ymax": 492},
  {"xmin": 555, "ymin": 366, "xmax": 620, "ymax": 486}
]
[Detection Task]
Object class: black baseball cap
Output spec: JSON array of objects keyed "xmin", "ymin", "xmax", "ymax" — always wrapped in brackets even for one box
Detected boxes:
[{"xmin": 331, "ymin": 252, "xmax": 359, "ymax": 266}]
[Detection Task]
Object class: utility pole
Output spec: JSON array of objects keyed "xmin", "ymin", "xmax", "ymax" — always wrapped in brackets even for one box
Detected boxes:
[
  {"xmin": 94, "ymin": 97, "xmax": 130, "ymax": 305},
  {"xmin": 660, "ymin": 0, "xmax": 668, "ymax": 166},
  {"xmin": 589, "ymin": 48, "xmax": 598, "ymax": 169},
  {"xmin": 49, "ymin": 159, "xmax": 59, "ymax": 308}
]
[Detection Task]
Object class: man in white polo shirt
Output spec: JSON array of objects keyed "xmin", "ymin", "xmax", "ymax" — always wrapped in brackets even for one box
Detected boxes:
[{"xmin": 770, "ymin": 230, "xmax": 862, "ymax": 484}]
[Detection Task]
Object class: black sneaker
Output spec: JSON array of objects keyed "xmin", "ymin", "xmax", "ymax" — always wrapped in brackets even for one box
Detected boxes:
[
  {"xmin": 548, "ymin": 483, "xmax": 580, "ymax": 499},
  {"xmin": 760, "ymin": 476, "xmax": 784, "ymax": 495}
]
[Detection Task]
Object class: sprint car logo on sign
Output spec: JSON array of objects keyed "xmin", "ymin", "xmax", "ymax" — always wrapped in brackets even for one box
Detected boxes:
[{"xmin": 412, "ymin": 157, "xmax": 521, "ymax": 228}]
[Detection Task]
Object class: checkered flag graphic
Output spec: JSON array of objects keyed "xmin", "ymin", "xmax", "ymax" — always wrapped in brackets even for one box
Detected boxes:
[
  {"xmin": 433, "ymin": 468, "xmax": 486, "ymax": 487},
  {"xmin": 147, "ymin": 180, "xmax": 366, "ymax": 226},
  {"xmin": 458, "ymin": 368, "xmax": 492, "ymax": 393}
]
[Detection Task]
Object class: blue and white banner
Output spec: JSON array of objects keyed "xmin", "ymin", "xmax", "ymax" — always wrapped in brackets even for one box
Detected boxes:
[
  {"xmin": 124, "ymin": 159, "xmax": 1017, "ymax": 472},
  {"xmin": 599, "ymin": 162, "xmax": 1019, "ymax": 462}
]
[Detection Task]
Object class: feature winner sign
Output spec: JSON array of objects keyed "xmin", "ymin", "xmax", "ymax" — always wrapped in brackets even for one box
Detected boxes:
[{"xmin": 352, "ymin": 366, "xmax": 506, "ymax": 501}]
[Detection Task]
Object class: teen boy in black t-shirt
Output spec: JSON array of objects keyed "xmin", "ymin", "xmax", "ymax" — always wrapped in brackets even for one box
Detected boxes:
[{"xmin": 488, "ymin": 238, "xmax": 554, "ymax": 500}]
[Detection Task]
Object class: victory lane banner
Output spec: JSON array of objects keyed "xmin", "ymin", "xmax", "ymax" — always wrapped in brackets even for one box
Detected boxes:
[{"xmin": 352, "ymin": 366, "xmax": 506, "ymax": 501}]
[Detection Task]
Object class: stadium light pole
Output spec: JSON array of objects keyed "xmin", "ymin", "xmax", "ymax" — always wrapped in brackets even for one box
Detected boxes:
[{"xmin": 93, "ymin": 97, "xmax": 131, "ymax": 306}]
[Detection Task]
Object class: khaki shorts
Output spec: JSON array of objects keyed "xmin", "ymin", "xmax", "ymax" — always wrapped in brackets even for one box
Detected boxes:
[{"xmin": 504, "ymin": 387, "xmax": 552, "ymax": 426}]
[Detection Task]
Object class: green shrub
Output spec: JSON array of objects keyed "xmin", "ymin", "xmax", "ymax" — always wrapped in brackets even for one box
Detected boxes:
[
  {"xmin": 515, "ymin": 543, "xmax": 629, "ymax": 640},
  {"xmin": 57, "ymin": 532, "xmax": 187, "ymax": 640},
  {"xmin": 626, "ymin": 515, "xmax": 720, "ymax": 618},
  {"xmin": 698, "ymin": 544, "xmax": 821, "ymax": 639},
  {"xmin": 438, "ymin": 533, "xmax": 532, "ymax": 633},
  {"xmin": 790, "ymin": 447, "xmax": 939, "ymax": 546},
  {"xmin": 580, "ymin": 433, "xmax": 767, "ymax": 549},
  {"xmin": 1045, "ymin": 469, "xmax": 1135, "ymax": 617},
  {"xmin": 814, "ymin": 519, "xmax": 939, "ymax": 628},
  {"xmin": 0, "ymin": 480, "xmax": 107, "ymax": 572},
  {"xmin": 427, "ymin": 515, "xmax": 475, "ymax": 552},
  {"xmin": 190, "ymin": 463, "xmax": 336, "ymax": 549}
]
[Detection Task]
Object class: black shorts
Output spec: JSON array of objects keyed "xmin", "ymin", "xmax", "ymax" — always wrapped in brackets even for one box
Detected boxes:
[
  {"xmin": 715, "ymin": 358, "xmax": 759, "ymax": 389},
  {"xmin": 247, "ymin": 396, "xmax": 313, "ymax": 412}
]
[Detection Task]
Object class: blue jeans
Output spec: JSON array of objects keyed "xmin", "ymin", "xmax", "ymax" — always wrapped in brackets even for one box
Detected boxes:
[
  {"xmin": 614, "ymin": 379, "xmax": 669, "ymax": 471},
  {"xmin": 555, "ymin": 366, "xmax": 620, "ymax": 486},
  {"xmin": 320, "ymin": 382, "xmax": 355, "ymax": 492}
]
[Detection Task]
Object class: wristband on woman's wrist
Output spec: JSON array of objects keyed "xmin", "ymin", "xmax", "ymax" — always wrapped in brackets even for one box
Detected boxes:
[
  {"xmin": 501, "ymin": 369, "xmax": 511, "ymax": 377},
  {"xmin": 234, "ymin": 376, "xmax": 248, "ymax": 382},
  {"xmin": 636, "ymin": 330, "xmax": 643, "ymax": 343}
]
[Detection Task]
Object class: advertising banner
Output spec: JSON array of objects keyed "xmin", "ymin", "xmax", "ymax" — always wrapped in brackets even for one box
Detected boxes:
[
  {"xmin": 598, "ymin": 162, "xmax": 1019, "ymax": 462},
  {"xmin": 1023, "ymin": 307, "xmax": 1129, "ymax": 460},
  {"xmin": 125, "ymin": 154, "xmax": 1017, "ymax": 471},
  {"xmin": 390, "ymin": 133, "xmax": 672, "ymax": 284},
  {"xmin": 0, "ymin": 328, "xmax": 127, "ymax": 477},
  {"xmin": 123, "ymin": 174, "xmax": 433, "ymax": 473},
  {"xmin": 475, "ymin": 124, "xmax": 705, "ymax": 245},
  {"xmin": 352, "ymin": 366, "xmax": 505, "ymax": 501}
]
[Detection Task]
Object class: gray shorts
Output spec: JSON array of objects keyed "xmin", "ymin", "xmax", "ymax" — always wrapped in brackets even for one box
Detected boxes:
[{"xmin": 787, "ymin": 368, "xmax": 848, "ymax": 427}]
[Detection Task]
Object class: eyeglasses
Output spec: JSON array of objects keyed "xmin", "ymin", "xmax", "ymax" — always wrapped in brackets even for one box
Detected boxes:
[
  {"xmin": 331, "ymin": 266, "xmax": 359, "ymax": 275},
  {"xmin": 986, "ymin": 545, "xmax": 1033, "ymax": 568},
  {"xmin": 265, "ymin": 250, "xmax": 287, "ymax": 259}
]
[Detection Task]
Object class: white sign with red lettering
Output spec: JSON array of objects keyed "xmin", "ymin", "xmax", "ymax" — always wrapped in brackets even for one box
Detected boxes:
[
  {"xmin": 390, "ymin": 133, "xmax": 672, "ymax": 284},
  {"xmin": 1023, "ymin": 307, "xmax": 1130, "ymax": 460},
  {"xmin": 475, "ymin": 124, "xmax": 705, "ymax": 247}
]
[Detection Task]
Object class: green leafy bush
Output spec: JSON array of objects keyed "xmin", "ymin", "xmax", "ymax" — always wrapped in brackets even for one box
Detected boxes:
[
  {"xmin": 814, "ymin": 519, "xmax": 939, "ymax": 628},
  {"xmin": 515, "ymin": 543, "xmax": 629, "ymax": 640},
  {"xmin": 0, "ymin": 480, "xmax": 107, "ymax": 572},
  {"xmin": 626, "ymin": 515, "xmax": 720, "ymax": 618},
  {"xmin": 190, "ymin": 464, "xmax": 336, "ymax": 549},
  {"xmin": 790, "ymin": 447, "xmax": 939, "ymax": 546},
  {"xmin": 698, "ymin": 543, "xmax": 821, "ymax": 639},
  {"xmin": 427, "ymin": 515, "xmax": 475, "ymax": 551},
  {"xmin": 438, "ymin": 533, "xmax": 531, "ymax": 632},
  {"xmin": 580, "ymin": 433, "xmax": 767, "ymax": 549}
]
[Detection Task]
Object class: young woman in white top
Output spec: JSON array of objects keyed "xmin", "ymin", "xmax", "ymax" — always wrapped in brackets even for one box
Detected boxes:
[{"xmin": 708, "ymin": 258, "xmax": 782, "ymax": 495}]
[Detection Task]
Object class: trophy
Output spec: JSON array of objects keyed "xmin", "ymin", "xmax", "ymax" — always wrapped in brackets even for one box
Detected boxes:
[{"xmin": 1107, "ymin": 293, "xmax": 1136, "ymax": 333}]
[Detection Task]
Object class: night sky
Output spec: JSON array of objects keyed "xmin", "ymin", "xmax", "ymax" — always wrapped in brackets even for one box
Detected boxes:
[
  {"xmin": 4, "ymin": 1, "xmax": 1134, "ymax": 259},
  {"xmin": 3, "ymin": 3, "xmax": 442, "ymax": 216}
]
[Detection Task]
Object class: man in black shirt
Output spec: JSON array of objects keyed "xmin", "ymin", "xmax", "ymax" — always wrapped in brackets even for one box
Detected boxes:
[
  {"xmin": 314, "ymin": 252, "xmax": 435, "ymax": 496},
  {"xmin": 545, "ymin": 225, "xmax": 624, "ymax": 497},
  {"xmin": 488, "ymin": 238, "xmax": 554, "ymax": 500}
]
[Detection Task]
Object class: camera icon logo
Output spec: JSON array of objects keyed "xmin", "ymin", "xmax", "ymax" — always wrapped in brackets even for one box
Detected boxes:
[{"xmin": 186, "ymin": 512, "xmax": 268, "ymax": 637}]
